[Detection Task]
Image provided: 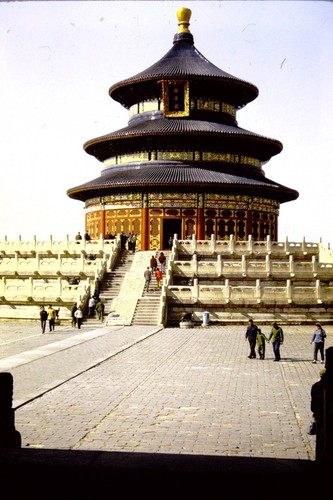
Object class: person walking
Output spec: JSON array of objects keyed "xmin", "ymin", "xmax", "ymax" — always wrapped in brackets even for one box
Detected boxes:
[
  {"xmin": 40, "ymin": 305, "xmax": 47, "ymax": 334},
  {"xmin": 311, "ymin": 346, "xmax": 333, "ymax": 461},
  {"xmin": 144, "ymin": 267, "xmax": 151, "ymax": 292},
  {"xmin": 93, "ymin": 278, "xmax": 101, "ymax": 299},
  {"xmin": 245, "ymin": 318, "xmax": 259, "ymax": 359},
  {"xmin": 256, "ymin": 328, "xmax": 269, "ymax": 360},
  {"xmin": 71, "ymin": 303, "xmax": 77, "ymax": 327},
  {"xmin": 120, "ymin": 232, "xmax": 127, "ymax": 252},
  {"xmin": 311, "ymin": 323, "xmax": 327, "ymax": 364},
  {"xmin": 47, "ymin": 305, "xmax": 56, "ymax": 332},
  {"xmin": 88, "ymin": 296, "xmax": 95, "ymax": 316},
  {"xmin": 158, "ymin": 252, "xmax": 166, "ymax": 272},
  {"xmin": 74, "ymin": 306, "xmax": 83, "ymax": 329},
  {"xmin": 131, "ymin": 234, "xmax": 137, "ymax": 253},
  {"xmin": 95, "ymin": 299, "xmax": 105, "ymax": 321},
  {"xmin": 268, "ymin": 322, "xmax": 284, "ymax": 361},
  {"xmin": 155, "ymin": 267, "xmax": 163, "ymax": 289},
  {"xmin": 150, "ymin": 255, "xmax": 157, "ymax": 274}
]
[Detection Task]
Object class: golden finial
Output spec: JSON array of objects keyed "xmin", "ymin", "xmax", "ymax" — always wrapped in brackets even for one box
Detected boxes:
[{"xmin": 176, "ymin": 7, "xmax": 191, "ymax": 33}]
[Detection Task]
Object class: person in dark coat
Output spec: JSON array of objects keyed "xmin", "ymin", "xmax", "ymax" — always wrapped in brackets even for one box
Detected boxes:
[
  {"xmin": 71, "ymin": 303, "xmax": 77, "ymax": 327},
  {"xmin": 40, "ymin": 305, "xmax": 48, "ymax": 334},
  {"xmin": 245, "ymin": 318, "xmax": 259, "ymax": 359},
  {"xmin": 310, "ymin": 323, "xmax": 326, "ymax": 364},
  {"xmin": 311, "ymin": 346, "xmax": 333, "ymax": 461}
]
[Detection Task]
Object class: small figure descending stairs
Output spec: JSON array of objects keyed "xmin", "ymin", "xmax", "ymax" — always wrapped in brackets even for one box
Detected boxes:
[
  {"xmin": 131, "ymin": 253, "xmax": 170, "ymax": 326},
  {"xmin": 83, "ymin": 251, "xmax": 135, "ymax": 327}
]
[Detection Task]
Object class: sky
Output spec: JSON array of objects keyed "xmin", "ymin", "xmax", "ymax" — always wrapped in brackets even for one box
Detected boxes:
[{"xmin": 1, "ymin": 0, "xmax": 333, "ymax": 245}]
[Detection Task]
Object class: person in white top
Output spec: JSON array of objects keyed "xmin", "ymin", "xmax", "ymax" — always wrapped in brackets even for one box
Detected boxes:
[{"xmin": 74, "ymin": 306, "xmax": 83, "ymax": 329}]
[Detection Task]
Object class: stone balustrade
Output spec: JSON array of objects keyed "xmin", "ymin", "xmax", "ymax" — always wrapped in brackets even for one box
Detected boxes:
[
  {"xmin": 0, "ymin": 255, "xmax": 108, "ymax": 276},
  {"xmin": 0, "ymin": 233, "xmax": 332, "ymax": 323},
  {"xmin": 0, "ymin": 277, "xmax": 90, "ymax": 302},
  {"xmin": 171, "ymin": 255, "xmax": 333, "ymax": 280},
  {"xmin": 0, "ymin": 235, "xmax": 121, "ymax": 321},
  {"xmin": 0, "ymin": 235, "xmax": 117, "ymax": 255},
  {"xmin": 167, "ymin": 278, "xmax": 333, "ymax": 305},
  {"xmin": 175, "ymin": 234, "xmax": 328, "ymax": 259}
]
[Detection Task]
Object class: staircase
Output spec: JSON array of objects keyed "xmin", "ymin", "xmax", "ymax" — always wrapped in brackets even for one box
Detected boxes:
[
  {"xmin": 83, "ymin": 251, "xmax": 135, "ymax": 327},
  {"xmin": 131, "ymin": 272, "xmax": 163, "ymax": 326}
]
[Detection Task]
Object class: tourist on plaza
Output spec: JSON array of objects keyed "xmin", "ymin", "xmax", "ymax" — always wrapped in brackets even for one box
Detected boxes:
[
  {"xmin": 155, "ymin": 267, "xmax": 163, "ymax": 289},
  {"xmin": 158, "ymin": 251, "xmax": 166, "ymax": 272},
  {"xmin": 95, "ymin": 299, "xmax": 105, "ymax": 321},
  {"xmin": 127, "ymin": 232, "xmax": 133, "ymax": 252},
  {"xmin": 71, "ymin": 303, "xmax": 77, "ymax": 327},
  {"xmin": 268, "ymin": 322, "xmax": 284, "ymax": 361},
  {"xmin": 84, "ymin": 232, "xmax": 91, "ymax": 241},
  {"xmin": 245, "ymin": 318, "xmax": 259, "ymax": 359},
  {"xmin": 47, "ymin": 305, "xmax": 57, "ymax": 332},
  {"xmin": 168, "ymin": 236, "xmax": 173, "ymax": 250},
  {"xmin": 150, "ymin": 255, "xmax": 157, "ymax": 274},
  {"xmin": 74, "ymin": 306, "xmax": 83, "ymax": 329},
  {"xmin": 127, "ymin": 233, "xmax": 137, "ymax": 253},
  {"xmin": 75, "ymin": 231, "xmax": 82, "ymax": 242},
  {"xmin": 256, "ymin": 328, "xmax": 269, "ymax": 360},
  {"xmin": 310, "ymin": 323, "xmax": 326, "ymax": 364},
  {"xmin": 39, "ymin": 305, "xmax": 47, "ymax": 334},
  {"xmin": 120, "ymin": 232, "xmax": 127, "ymax": 251},
  {"xmin": 311, "ymin": 346, "xmax": 333, "ymax": 461},
  {"xmin": 144, "ymin": 267, "xmax": 151, "ymax": 292},
  {"xmin": 88, "ymin": 296, "xmax": 96, "ymax": 316},
  {"xmin": 94, "ymin": 278, "xmax": 101, "ymax": 299}
]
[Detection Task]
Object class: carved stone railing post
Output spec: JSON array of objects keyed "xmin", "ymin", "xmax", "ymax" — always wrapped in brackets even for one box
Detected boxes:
[
  {"xmin": 266, "ymin": 234, "xmax": 272, "ymax": 254},
  {"xmin": 286, "ymin": 279, "xmax": 292, "ymax": 303},
  {"xmin": 256, "ymin": 279, "xmax": 261, "ymax": 303},
  {"xmin": 192, "ymin": 253, "xmax": 198, "ymax": 275},
  {"xmin": 191, "ymin": 233, "xmax": 197, "ymax": 252},
  {"xmin": 241, "ymin": 255, "xmax": 246, "ymax": 276},
  {"xmin": 289, "ymin": 255, "xmax": 295, "ymax": 277},
  {"xmin": 217, "ymin": 254, "xmax": 222, "ymax": 277},
  {"xmin": 265, "ymin": 254, "xmax": 271, "ymax": 276},
  {"xmin": 193, "ymin": 278, "xmax": 199, "ymax": 302},
  {"xmin": 210, "ymin": 234, "xmax": 216, "ymax": 254},
  {"xmin": 316, "ymin": 279, "xmax": 322, "ymax": 304},
  {"xmin": 248, "ymin": 234, "xmax": 253, "ymax": 254},
  {"xmin": 225, "ymin": 279, "xmax": 230, "ymax": 303},
  {"xmin": 229, "ymin": 234, "xmax": 235, "ymax": 254}
]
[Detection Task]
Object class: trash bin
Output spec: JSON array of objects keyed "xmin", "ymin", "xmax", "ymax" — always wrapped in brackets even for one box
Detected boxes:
[{"xmin": 202, "ymin": 311, "xmax": 210, "ymax": 326}]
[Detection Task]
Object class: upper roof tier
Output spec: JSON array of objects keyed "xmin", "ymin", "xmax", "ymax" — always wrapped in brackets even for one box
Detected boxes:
[{"xmin": 109, "ymin": 7, "xmax": 259, "ymax": 110}]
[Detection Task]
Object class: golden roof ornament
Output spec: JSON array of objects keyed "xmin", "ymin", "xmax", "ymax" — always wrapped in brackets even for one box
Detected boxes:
[{"xmin": 177, "ymin": 7, "xmax": 191, "ymax": 33}]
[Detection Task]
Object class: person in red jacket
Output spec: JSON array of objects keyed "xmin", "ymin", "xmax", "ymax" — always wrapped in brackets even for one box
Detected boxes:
[{"xmin": 155, "ymin": 267, "xmax": 163, "ymax": 289}]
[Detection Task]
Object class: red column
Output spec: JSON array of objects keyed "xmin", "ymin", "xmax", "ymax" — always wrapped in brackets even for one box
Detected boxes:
[
  {"xmin": 197, "ymin": 194, "xmax": 205, "ymax": 240},
  {"xmin": 100, "ymin": 206, "xmax": 106, "ymax": 237},
  {"xmin": 141, "ymin": 193, "xmax": 149, "ymax": 250}
]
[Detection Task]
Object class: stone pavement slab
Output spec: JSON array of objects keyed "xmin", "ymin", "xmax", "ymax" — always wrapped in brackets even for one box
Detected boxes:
[
  {"xmin": 0, "ymin": 322, "xmax": 331, "ymax": 497},
  {"xmin": 0, "ymin": 322, "xmax": 330, "ymax": 461}
]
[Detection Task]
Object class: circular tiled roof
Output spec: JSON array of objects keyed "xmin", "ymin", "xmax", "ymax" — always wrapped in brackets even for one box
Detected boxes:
[
  {"xmin": 109, "ymin": 20, "xmax": 258, "ymax": 109},
  {"xmin": 67, "ymin": 161, "xmax": 298, "ymax": 203},
  {"xmin": 84, "ymin": 119, "xmax": 282, "ymax": 162}
]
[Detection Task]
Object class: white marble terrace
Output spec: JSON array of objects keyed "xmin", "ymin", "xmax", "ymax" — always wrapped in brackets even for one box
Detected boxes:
[{"xmin": 1, "ymin": 233, "xmax": 333, "ymax": 324}]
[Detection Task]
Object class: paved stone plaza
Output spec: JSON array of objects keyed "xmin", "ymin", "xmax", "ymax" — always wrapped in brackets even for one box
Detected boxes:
[{"xmin": 0, "ymin": 321, "xmax": 330, "ymax": 462}]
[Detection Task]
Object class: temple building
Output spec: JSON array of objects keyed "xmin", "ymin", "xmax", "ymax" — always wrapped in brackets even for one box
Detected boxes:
[{"xmin": 67, "ymin": 7, "xmax": 298, "ymax": 251}]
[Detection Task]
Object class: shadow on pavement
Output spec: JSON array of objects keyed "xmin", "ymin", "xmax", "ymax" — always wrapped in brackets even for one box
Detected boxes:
[{"xmin": 0, "ymin": 447, "xmax": 322, "ymax": 498}]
